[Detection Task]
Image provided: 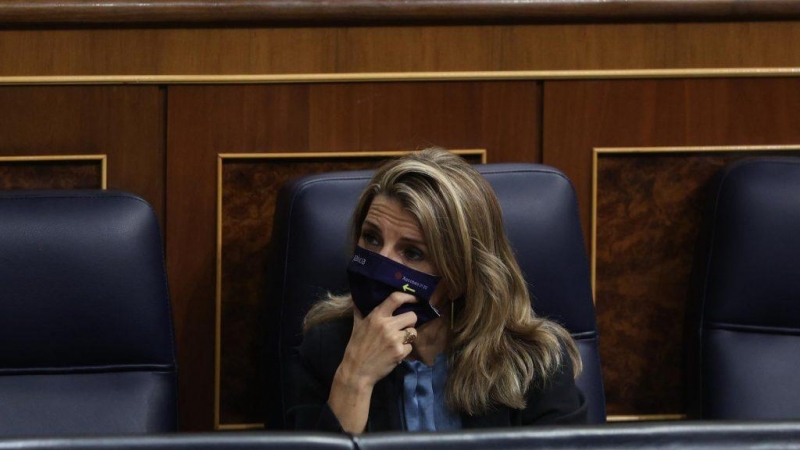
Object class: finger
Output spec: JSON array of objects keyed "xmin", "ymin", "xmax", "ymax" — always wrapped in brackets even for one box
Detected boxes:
[
  {"xmin": 395, "ymin": 342, "xmax": 414, "ymax": 365},
  {"xmin": 399, "ymin": 327, "xmax": 418, "ymax": 346},
  {"xmin": 374, "ymin": 291, "xmax": 418, "ymax": 316},
  {"xmin": 395, "ymin": 328, "xmax": 417, "ymax": 352},
  {"xmin": 389, "ymin": 310, "xmax": 418, "ymax": 329}
]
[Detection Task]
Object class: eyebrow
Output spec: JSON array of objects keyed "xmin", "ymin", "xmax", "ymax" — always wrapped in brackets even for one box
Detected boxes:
[
  {"xmin": 361, "ymin": 220, "xmax": 381, "ymax": 233},
  {"xmin": 399, "ymin": 237, "xmax": 428, "ymax": 248}
]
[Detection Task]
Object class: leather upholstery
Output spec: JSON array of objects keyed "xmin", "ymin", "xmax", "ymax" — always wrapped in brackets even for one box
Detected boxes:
[
  {"xmin": 1, "ymin": 423, "xmax": 799, "ymax": 450},
  {"xmin": 263, "ymin": 163, "xmax": 605, "ymax": 428},
  {"xmin": 354, "ymin": 421, "xmax": 800, "ymax": 449},
  {"xmin": 687, "ymin": 158, "xmax": 800, "ymax": 419},
  {"xmin": 0, "ymin": 433, "xmax": 354, "ymax": 450},
  {"xmin": 0, "ymin": 191, "xmax": 177, "ymax": 436}
]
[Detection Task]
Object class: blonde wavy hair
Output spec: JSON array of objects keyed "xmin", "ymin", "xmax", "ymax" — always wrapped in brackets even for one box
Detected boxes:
[{"xmin": 303, "ymin": 148, "xmax": 581, "ymax": 415}]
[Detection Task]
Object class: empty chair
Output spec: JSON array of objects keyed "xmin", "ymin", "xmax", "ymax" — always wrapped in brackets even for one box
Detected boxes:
[
  {"xmin": 687, "ymin": 158, "xmax": 800, "ymax": 419},
  {"xmin": 0, "ymin": 190, "xmax": 178, "ymax": 436},
  {"xmin": 263, "ymin": 162, "xmax": 605, "ymax": 428}
]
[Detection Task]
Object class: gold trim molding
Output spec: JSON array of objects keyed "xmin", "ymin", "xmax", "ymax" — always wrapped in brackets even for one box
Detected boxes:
[
  {"xmin": 590, "ymin": 144, "xmax": 800, "ymax": 295},
  {"xmin": 607, "ymin": 414, "xmax": 686, "ymax": 422},
  {"xmin": 2, "ymin": 68, "xmax": 800, "ymax": 86},
  {"xmin": 0, "ymin": 154, "xmax": 108, "ymax": 189},
  {"xmin": 214, "ymin": 149, "xmax": 486, "ymax": 429}
]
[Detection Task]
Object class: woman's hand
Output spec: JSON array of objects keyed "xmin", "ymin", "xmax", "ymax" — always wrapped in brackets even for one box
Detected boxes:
[
  {"xmin": 345, "ymin": 292, "xmax": 418, "ymax": 385},
  {"xmin": 328, "ymin": 292, "xmax": 418, "ymax": 433}
]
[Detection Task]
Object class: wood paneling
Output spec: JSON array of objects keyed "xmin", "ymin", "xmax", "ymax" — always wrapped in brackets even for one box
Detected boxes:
[
  {"xmin": 220, "ymin": 158, "xmax": 381, "ymax": 426},
  {"xmin": 305, "ymin": 82, "xmax": 539, "ymax": 161},
  {"xmin": 543, "ymin": 78, "xmax": 800, "ymax": 417},
  {"xmin": 0, "ymin": 86, "xmax": 165, "ymax": 222},
  {"xmin": 3, "ymin": 22, "xmax": 800, "ymax": 76},
  {"xmin": 166, "ymin": 81, "xmax": 539, "ymax": 429},
  {"xmin": 4, "ymin": 0, "xmax": 800, "ymax": 26},
  {"xmin": 543, "ymin": 78, "xmax": 800, "ymax": 245},
  {"xmin": 0, "ymin": 160, "xmax": 102, "ymax": 189},
  {"xmin": 595, "ymin": 149, "xmax": 800, "ymax": 416}
]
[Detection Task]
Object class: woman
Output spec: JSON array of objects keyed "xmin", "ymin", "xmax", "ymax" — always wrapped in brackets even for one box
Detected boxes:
[{"xmin": 285, "ymin": 148, "xmax": 587, "ymax": 432}]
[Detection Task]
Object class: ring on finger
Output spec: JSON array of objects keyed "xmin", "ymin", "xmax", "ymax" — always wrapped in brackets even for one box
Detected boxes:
[{"xmin": 402, "ymin": 328, "xmax": 416, "ymax": 345}]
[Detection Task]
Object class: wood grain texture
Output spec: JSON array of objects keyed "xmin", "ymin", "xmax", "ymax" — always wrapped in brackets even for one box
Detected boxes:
[
  {"xmin": 3, "ymin": 1, "xmax": 800, "ymax": 26},
  {"xmin": 306, "ymin": 82, "xmax": 540, "ymax": 161},
  {"xmin": 3, "ymin": 22, "xmax": 800, "ymax": 76},
  {"xmin": 166, "ymin": 81, "xmax": 539, "ymax": 428},
  {"xmin": 220, "ymin": 158, "xmax": 380, "ymax": 425},
  {"xmin": 543, "ymin": 78, "xmax": 800, "ymax": 417},
  {"xmin": 596, "ymin": 150, "xmax": 800, "ymax": 416},
  {"xmin": 543, "ymin": 78, "xmax": 800, "ymax": 249},
  {"xmin": 0, "ymin": 160, "xmax": 101, "ymax": 189},
  {"xmin": 0, "ymin": 86, "xmax": 165, "ymax": 222}
]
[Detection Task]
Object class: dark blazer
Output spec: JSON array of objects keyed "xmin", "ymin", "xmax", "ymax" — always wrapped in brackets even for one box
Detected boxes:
[{"xmin": 284, "ymin": 317, "xmax": 588, "ymax": 431}]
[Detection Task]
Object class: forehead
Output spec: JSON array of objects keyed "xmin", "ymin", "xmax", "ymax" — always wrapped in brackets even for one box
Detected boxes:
[{"xmin": 363, "ymin": 195, "xmax": 424, "ymax": 239}]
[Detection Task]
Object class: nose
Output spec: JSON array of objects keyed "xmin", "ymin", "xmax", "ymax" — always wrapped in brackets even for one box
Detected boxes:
[{"xmin": 377, "ymin": 245, "xmax": 402, "ymax": 264}]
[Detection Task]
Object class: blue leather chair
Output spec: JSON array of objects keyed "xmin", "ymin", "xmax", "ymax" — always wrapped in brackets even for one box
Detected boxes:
[
  {"xmin": 0, "ymin": 191, "xmax": 177, "ymax": 436},
  {"xmin": 0, "ymin": 423, "xmax": 798, "ymax": 450},
  {"xmin": 0, "ymin": 433, "xmax": 354, "ymax": 450},
  {"xmin": 687, "ymin": 158, "xmax": 800, "ymax": 419},
  {"xmin": 263, "ymin": 163, "xmax": 605, "ymax": 428},
  {"xmin": 354, "ymin": 421, "xmax": 800, "ymax": 449}
]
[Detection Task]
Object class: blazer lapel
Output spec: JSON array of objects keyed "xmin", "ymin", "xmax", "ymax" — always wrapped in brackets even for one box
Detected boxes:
[{"xmin": 367, "ymin": 368, "xmax": 403, "ymax": 431}]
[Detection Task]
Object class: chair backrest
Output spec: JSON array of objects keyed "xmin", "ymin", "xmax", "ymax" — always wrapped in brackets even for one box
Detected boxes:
[
  {"xmin": 0, "ymin": 191, "xmax": 178, "ymax": 437},
  {"xmin": 263, "ymin": 163, "xmax": 605, "ymax": 427},
  {"xmin": 687, "ymin": 158, "xmax": 800, "ymax": 419}
]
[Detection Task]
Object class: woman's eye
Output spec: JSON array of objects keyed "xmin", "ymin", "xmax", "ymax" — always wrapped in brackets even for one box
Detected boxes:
[
  {"xmin": 404, "ymin": 247, "xmax": 424, "ymax": 261},
  {"xmin": 361, "ymin": 232, "xmax": 380, "ymax": 247}
]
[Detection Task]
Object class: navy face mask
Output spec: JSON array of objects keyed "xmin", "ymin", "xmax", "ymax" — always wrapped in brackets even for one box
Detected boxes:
[{"xmin": 347, "ymin": 245, "xmax": 442, "ymax": 327}]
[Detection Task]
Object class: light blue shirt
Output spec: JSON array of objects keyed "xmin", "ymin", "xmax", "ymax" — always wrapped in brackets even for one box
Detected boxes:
[{"xmin": 399, "ymin": 353, "xmax": 462, "ymax": 431}]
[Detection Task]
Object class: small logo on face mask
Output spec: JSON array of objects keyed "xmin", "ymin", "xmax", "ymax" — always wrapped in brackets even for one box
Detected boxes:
[
  {"xmin": 394, "ymin": 271, "xmax": 403, "ymax": 280},
  {"xmin": 402, "ymin": 276, "xmax": 429, "ymax": 292},
  {"xmin": 353, "ymin": 255, "xmax": 366, "ymax": 265}
]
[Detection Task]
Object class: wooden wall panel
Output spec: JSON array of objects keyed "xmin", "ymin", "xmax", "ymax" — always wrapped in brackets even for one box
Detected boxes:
[
  {"xmin": 542, "ymin": 78, "xmax": 800, "ymax": 417},
  {"xmin": 220, "ymin": 157, "xmax": 381, "ymax": 426},
  {"xmin": 0, "ymin": 86, "xmax": 165, "ymax": 222},
  {"xmin": 543, "ymin": 78, "xmax": 800, "ymax": 246},
  {"xmin": 166, "ymin": 81, "xmax": 539, "ymax": 429},
  {"xmin": 306, "ymin": 82, "xmax": 539, "ymax": 161},
  {"xmin": 0, "ymin": 160, "xmax": 102, "ymax": 189},
  {"xmin": 596, "ymin": 149, "xmax": 800, "ymax": 417},
  {"xmin": 2, "ymin": 22, "xmax": 800, "ymax": 76}
]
